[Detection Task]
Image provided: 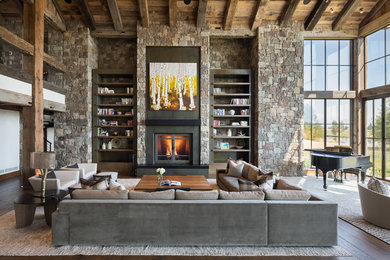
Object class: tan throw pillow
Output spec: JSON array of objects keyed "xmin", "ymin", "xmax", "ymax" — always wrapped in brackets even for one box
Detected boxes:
[
  {"xmin": 219, "ymin": 190, "xmax": 265, "ymax": 200},
  {"xmin": 238, "ymin": 179, "xmax": 261, "ymax": 191},
  {"xmin": 80, "ymin": 178, "xmax": 108, "ymax": 190},
  {"xmin": 241, "ymin": 162, "xmax": 261, "ymax": 181},
  {"xmin": 254, "ymin": 172, "xmax": 274, "ymax": 190},
  {"xmin": 367, "ymin": 177, "xmax": 390, "ymax": 196},
  {"xmin": 227, "ymin": 159, "xmax": 245, "ymax": 177},
  {"xmin": 276, "ymin": 178, "xmax": 302, "ymax": 190},
  {"xmin": 109, "ymin": 180, "xmax": 126, "ymax": 191},
  {"xmin": 265, "ymin": 190, "xmax": 311, "ymax": 201},
  {"xmin": 176, "ymin": 190, "xmax": 219, "ymax": 200},
  {"xmin": 128, "ymin": 189, "xmax": 175, "ymax": 200}
]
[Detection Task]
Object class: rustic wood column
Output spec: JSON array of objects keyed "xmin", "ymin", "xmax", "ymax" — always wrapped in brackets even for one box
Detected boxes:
[{"xmin": 22, "ymin": 1, "xmax": 44, "ymax": 188}]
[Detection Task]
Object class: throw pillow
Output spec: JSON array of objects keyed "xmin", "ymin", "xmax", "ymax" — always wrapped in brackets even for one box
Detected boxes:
[
  {"xmin": 238, "ymin": 179, "xmax": 261, "ymax": 191},
  {"xmin": 38, "ymin": 171, "xmax": 56, "ymax": 179},
  {"xmin": 241, "ymin": 162, "xmax": 262, "ymax": 181},
  {"xmin": 367, "ymin": 177, "xmax": 390, "ymax": 196},
  {"xmin": 176, "ymin": 190, "xmax": 219, "ymax": 200},
  {"xmin": 93, "ymin": 174, "xmax": 111, "ymax": 182},
  {"xmin": 128, "ymin": 189, "xmax": 175, "ymax": 200},
  {"xmin": 219, "ymin": 190, "xmax": 265, "ymax": 200},
  {"xmin": 67, "ymin": 163, "xmax": 79, "ymax": 169},
  {"xmin": 265, "ymin": 190, "xmax": 311, "ymax": 201},
  {"xmin": 253, "ymin": 172, "xmax": 274, "ymax": 191},
  {"xmin": 227, "ymin": 159, "xmax": 245, "ymax": 177},
  {"xmin": 276, "ymin": 178, "xmax": 302, "ymax": 190},
  {"xmin": 80, "ymin": 178, "xmax": 108, "ymax": 190},
  {"xmin": 71, "ymin": 190, "xmax": 129, "ymax": 200},
  {"xmin": 109, "ymin": 180, "xmax": 126, "ymax": 191}
]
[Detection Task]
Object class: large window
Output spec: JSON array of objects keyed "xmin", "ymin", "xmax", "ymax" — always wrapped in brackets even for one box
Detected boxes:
[
  {"xmin": 304, "ymin": 40, "xmax": 351, "ymax": 91},
  {"xmin": 304, "ymin": 99, "xmax": 351, "ymax": 168},
  {"xmin": 365, "ymin": 98, "xmax": 390, "ymax": 180},
  {"xmin": 365, "ymin": 26, "xmax": 390, "ymax": 89}
]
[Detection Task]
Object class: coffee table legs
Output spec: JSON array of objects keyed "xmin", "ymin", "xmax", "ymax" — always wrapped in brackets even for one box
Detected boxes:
[{"xmin": 14, "ymin": 203, "xmax": 36, "ymax": 228}]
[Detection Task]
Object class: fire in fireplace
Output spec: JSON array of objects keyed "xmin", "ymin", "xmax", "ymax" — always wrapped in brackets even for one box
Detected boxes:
[{"xmin": 156, "ymin": 134, "xmax": 191, "ymax": 163}]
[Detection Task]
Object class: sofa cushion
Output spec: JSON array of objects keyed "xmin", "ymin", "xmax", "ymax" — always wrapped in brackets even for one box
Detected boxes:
[
  {"xmin": 176, "ymin": 190, "xmax": 219, "ymax": 200},
  {"xmin": 254, "ymin": 172, "xmax": 274, "ymax": 191},
  {"xmin": 238, "ymin": 179, "xmax": 261, "ymax": 191},
  {"xmin": 219, "ymin": 190, "xmax": 265, "ymax": 200},
  {"xmin": 242, "ymin": 162, "xmax": 261, "ymax": 181},
  {"xmin": 71, "ymin": 189, "xmax": 129, "ymax": 200},
  {"xmin": 219, "ymin": 174, "xmax": 240, "ymax": 191},
  {"xmin": 80, "ymin": 178, "xmax": 108, "ymax": 190},
  {"xmin": 129, "ymin": 189, "xmax": 175, "ymax": 200},
  {"xmin": 265, "ymin": 190, "xmax": 311, "ymax": 201},
  {"xmin": 66, "ymin": 163, "xmax": 79, "ymax": 169},
  {"xmin": 227, "ymin": 159, "xmax": 244, "ymax": 177},
  {"xmin": 276, "ymin": 178, "xmax": 302, "ymax": 190},
  {"xmin": 109, "ymin": 180, "xmax": 126, "ymax": 191},
  {"xmin": 60, "ymin": 180, "xmax": 77, "ymax": 190},
  {"xmin": 367, "ymin": 177, "xmax": 390, "ymax": 196}
]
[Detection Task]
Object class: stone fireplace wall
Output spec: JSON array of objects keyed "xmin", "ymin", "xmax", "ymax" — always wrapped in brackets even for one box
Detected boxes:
[
  {"xmin": 210, "ymin": 38, "xmax": 251, "ymax": 69},
  {"xmin": 97, "ymin": 39, "xmax": 137, "ymax": 70},
  {"xmin": 136, "ymin": 22, "xmax": 210, "ymax": 165}
]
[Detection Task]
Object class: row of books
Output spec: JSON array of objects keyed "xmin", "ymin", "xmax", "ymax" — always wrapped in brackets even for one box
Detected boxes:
[
  {"xmin": 231, "ymin": 98, "xmax": 250, "ymax": 105},
  {"xmin": 121, "ymin": 98, "xmax": 133, "ymax": 104},
  {"xmin": 98, "ymin": 108, "xmax": 116, "ymax": 115},
  {"xmin": 98, "ymin": 87, "xmax": 115, "ymax": 94},
  {"xmin": 214, "ymin": 109, "xmax": 226, "ymax": 115}
]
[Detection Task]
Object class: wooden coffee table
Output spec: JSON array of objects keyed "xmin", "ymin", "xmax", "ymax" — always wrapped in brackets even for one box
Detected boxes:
[{"xmin": 134, "ymin": 175, "xmax": 213, "ymax": 191}]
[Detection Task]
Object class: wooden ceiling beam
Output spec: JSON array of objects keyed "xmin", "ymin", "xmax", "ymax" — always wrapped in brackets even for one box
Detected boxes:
[
  {"xmin": 0, "ymin": 25, "xmax": 67, "ymax": 72},
  {"xmin": 359, "ymin": 11, "xmax": 390, "ymax": 36},
  {"xmin": 224, "ymin": 0, "xmax": 239, "ymax": 31},
  {"xmin": 75, "ymin": 0, "xmax": 96, "ymax": 31},
  {"xmin": 280, "ymin": 0, "xmax": 300, "ymax": 27},
  {"xmin": 197, "ymin": 0, "xmax": 208, "ymax": 29},
  {"xmin": 44, "ymin": 4, "xmax": 66, "ymax": 32},
  {"xmin": 305, "ymin": 0, "xmax": 332, "ymax": 31},
  {"xmin": 169, "ymin": 0, "xmax": 177, "ymax": 27},
  {"xmin": 0, "ymin": 14, "xmax": 5, "ymax": 26},
  {"xmin": 332, "ymin": 0, "xmax": 363, "ymax": 31},
  {"xmin": 137, "ymin": 0, "xmax": 150, "ymax": 27},
  {"xmin": 107, "ymin": 0, "xmax": 124, "ymax": 31},
  {"xmin": 359, "ymin": 0, "xmax": 389, "ymax": 27},
  {"xmin": 13, "ymin": 0, "xmax": 23, "ymax": 14},
  {"xmin": 91, "ymin": 28, "xmax": 136, "ymax": 38},
  {"xmin": 251, "ymin": 0, "xmax": 269, "ymax": 31},
  {"xmin": 51, "ymin": 0, "xmax": 67, "ymax": 30},
  {"xmin": 22, "ymin": 0, "xmax": 34, "ymax": 4}
]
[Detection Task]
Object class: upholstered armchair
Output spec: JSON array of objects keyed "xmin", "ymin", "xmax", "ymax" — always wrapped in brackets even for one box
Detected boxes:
[
  {"xmin": 28, "ymin": 170, "xmax": 80, "ymax": 192},
  {"xmin": 358, "ymin": 184, "xmax": 390, "ymax": 229},
  {"xmin": 60, "ymin": 163, "xmax": 97, "ymax": 180}
]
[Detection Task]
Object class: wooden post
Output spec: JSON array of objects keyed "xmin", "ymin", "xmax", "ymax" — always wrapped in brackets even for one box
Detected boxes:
[{"xmin": 21, "ymin": 0, "xmax": 44, "ymax": 188}]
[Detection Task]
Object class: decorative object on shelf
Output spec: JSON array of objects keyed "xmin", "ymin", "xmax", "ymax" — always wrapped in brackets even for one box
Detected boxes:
[
  {"xmin": 156, "ymin": 168, "xmax": 166, "ymax": 185},
  {"xmin": 221, "ymin": 142, "xmax": 229, "ymax": 150},
  {"xmin": 240, "ymin": 109, "xmax": 249, "ymax": 115},
  {"xmin": 30, "ymin": 152, "xmax": 56, "ymax": 199},
  {"xmin": 227, "ymin": 129, "xmax": 232, "ymax": 137},
  {"xmin": 102, "ymin": 142, "xmax": 107, "ymax": 149},
  {"xmin": 228, "ymin": 109, "xmax": 235, "ymax": 115},
  {"xmin": 232, "ymin": 122, "xmax": 240, "ymax": 126},
  {"xmin": 238, "ymin": 131, "xmax": 246, "ymax": 137},
  {"xmin": 240, "ymin": 121, "xmax": 248, "ymax": 126},
  {"xmin": 149, "ymin": 63, "xmax": 197, "ymax": 111},
  {"xmin": 112, "ymin": 131, "xmax": 119, "ymax": 136},
  {"xmin": 107, "ymin": 140, "xmax": 112, "ymax": 150},
  {"xmin": 117, "ymin": 112, "xmax": 122, "ymax": 115},
  {"xmin": 213, "ymin": 128, "xmax": 217, "ymax": 136},
  {"xmin": 125, "ymin": 130, "xmax": 131, "ymax": 136},
  {"xmin": 111, "ymin": 138, "xmax": 121, "ymax": 149},
  {"xmin": 236, "ymin": 140, "xmax": 245, "ymax": 149}
]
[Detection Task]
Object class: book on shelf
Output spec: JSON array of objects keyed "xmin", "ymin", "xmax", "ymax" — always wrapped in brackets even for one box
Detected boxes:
[
  {"xmin": 214, "ymin": 109, "xmax": 225, "ymax": 115},
  {"xmin": 98, "ymin": 108, "xmax": 115, "ymax": 115},
  {"xmin": 98, "ymin": 87, "xmax": 114, "ymax": 94},
  {"xmin": 214, "ymin": 88, "xmax": 222, "ymax": 94},
  {"xmin": 231, "ymin": 98, "xmax": 250, "ymax": 105},
  {"xmin": 121, "ymin": 98, "xmax": 133, "ymax": 104}
]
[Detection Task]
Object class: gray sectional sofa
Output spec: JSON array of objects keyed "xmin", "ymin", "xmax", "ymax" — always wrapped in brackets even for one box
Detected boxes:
[{"xmin": 52, "ymin": 189, "xmax": 338, "ymax": 247}]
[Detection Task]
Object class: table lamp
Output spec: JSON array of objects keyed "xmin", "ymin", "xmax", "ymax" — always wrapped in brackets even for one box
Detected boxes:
[{"xmin": 30, "ymin": 152, "xmax": 56, "ymax": 198}]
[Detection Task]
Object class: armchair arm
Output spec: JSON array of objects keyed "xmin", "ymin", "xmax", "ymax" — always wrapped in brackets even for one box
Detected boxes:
[
  {"xmin": 78, "ymin": 163, "xmax": 97, "ymax": 174},
  {"xmin": 54, "ymin": 170, "xmax": 80, "ymax": 183},
  {"xmin": 28, "ymin": 176, "xmax": 60, "ymax": 191},
  {"xmin": 59, "ymin": 168, "xmax": 85, "ymax": 179}
]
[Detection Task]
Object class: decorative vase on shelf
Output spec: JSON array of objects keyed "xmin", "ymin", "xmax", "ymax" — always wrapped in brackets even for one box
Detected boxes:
[
  {"xmin": 227, "ymin": 129, "xmax": 232, "ymax": 136},
  {"xmin": 102, "ymin": 142, "xmax": 106, "ymax": 149},
  {"xmin": 107, "ymin": 141, "xmax": 112, "ymax": 150}
]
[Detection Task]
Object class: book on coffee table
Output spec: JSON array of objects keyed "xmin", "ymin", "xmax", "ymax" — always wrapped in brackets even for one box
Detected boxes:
[{"xmin": 160, "ymin": 180, "xmax": 181, "ymax": 186}]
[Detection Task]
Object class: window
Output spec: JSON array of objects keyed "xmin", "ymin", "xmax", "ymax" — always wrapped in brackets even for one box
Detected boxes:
[
  {"xmin": 365, "ymin": 27, "xmax": 390, "ymax": 89},
  {"xmin": 304, "ymin": 40, "xmax": 351, "ymax": 91},
  {"xmin": 304, "ymin": 99, "xmax": 351, "ymax": 168},
  {"xmin": 365, "ymin": 98, "xmax": 390, "ymax": 180}
]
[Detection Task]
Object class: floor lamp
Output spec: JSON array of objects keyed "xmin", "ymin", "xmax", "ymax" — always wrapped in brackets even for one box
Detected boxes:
[{"xmin": 30, "ymin": 152, "xmax": 56, "ymax": 198}]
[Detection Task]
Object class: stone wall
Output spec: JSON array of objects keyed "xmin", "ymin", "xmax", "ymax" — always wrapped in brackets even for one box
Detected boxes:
[
  {"xmin": 0, "ymin": 18, "xmax": 23, "ymax": 71},
  {"xmin": 210, "ymin": 38, "xmax": 251, "ymax": 69},
  {"xmin": 97, "ymin": 39, "xmax": 136, "ymax": 70},
  {"xmin": 46, "ymin": 24, "xmax": 64, "ymax": 87},
  {"xmin": 254, "ymin": 21, "xmax": 304, "ymax": 176},
  {"xmin": 54, "ymin": 19, "xmax": 97, "ymax": 166},
  {"xmin": 136, "ymin": 21, "xmax": 210, "ymax": 165}
]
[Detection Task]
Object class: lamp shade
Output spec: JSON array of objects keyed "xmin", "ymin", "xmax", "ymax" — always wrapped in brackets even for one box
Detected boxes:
[{"xmin": 30, "ymin": 152, "xmax": 56, "ymax": 169}]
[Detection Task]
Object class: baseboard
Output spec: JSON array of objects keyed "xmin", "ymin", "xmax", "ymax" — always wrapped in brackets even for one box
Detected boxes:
[{"xmin": 0, "ymin": 171, "xmax": 20, "ymax": 182}]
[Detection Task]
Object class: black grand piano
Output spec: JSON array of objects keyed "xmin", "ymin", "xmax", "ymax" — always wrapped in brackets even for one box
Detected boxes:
[{"xmin": 310, "ymin": 149, "xmax": 373, "ymax": 190}]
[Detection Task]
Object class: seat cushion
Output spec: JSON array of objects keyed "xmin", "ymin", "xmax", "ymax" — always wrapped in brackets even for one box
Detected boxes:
[
  {"xmin": 71, "ymin": 190, "xmax": 129, "ymax": 200},
  {"xmin": 219, "ymin": 174, "xmax": 240, "ymax": 191},
  {"xmin": 265, "ymin": 190, "xmax": 311, "ymax": 201},
  {"xmin": 129, "ymin": 189, "xmax": 175, "ymax": 200},
  {"xmin": 219, "ymin": 190, "xmax": 265, "ymax": 200},
  {"xmin": 176, "ymin": 190, "xmax": 219, "ymax": 200},
  {"xmin": 60, "ymin": 180, "xmax": 77, "ymax": 190}
]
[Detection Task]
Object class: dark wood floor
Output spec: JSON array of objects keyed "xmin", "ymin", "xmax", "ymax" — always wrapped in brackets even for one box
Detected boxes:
[{"xmin": 1, "ymin": 176, "xmax": 390, "ymax": 260}]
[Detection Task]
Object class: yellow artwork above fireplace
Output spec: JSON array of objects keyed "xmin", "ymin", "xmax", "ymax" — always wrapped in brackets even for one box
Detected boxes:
[{"xmin": 149, "ymin": 63, "xmax": 197, "ymax": 111}]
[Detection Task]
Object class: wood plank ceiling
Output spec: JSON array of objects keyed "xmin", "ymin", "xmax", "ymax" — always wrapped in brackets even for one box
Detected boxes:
[{"xmin": 0, "ymin": 0, "xmax": 389, "ymax": 37}]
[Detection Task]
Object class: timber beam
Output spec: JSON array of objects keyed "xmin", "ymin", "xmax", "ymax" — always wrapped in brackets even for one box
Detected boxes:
[
  {"xmin": 75, "ymin": 0, "xmax": 96, "ymax": 30},
  {"xmin": 333, "ymin": 0, "xmax": 363, "ymax": 31},
  {"xmin": 359, "ymin": 11, "xmax": 390, "ymax": 36},
  {"xmin": 137, "ymin": 0, "xmax": 150, "ymax": 27},
  {"xmin": 91, "ymin": 28, "xmax": 136, "ymax": 38},
  {"xmin": 251, "ymin": 0, "xmax": 268, "ymax": 31},
  {"xmin": 169, "ymin": 0, "xmax": 177, "ymax": 27},
  {"xmin": 280, "ymin": 0, "xmax": 300, "ymax": 27},
  {"xmin": 360, "ymin": 0, "xmax": 389, "ymax": 27},
  {"xmin": 224, "ymin": 0, "xmax": 239, "ymax": 31},
  {"xmin": 197, "ymin": 0, "xmax": 208, "ymax": 29},
  {"xmin": 107, "ymin": 0, "xmax": 124, "ymax": 31},
  {"xmin": 0, "ymin": 25, "xmax": 67, "ymax": 72},
  {"xmin": 305, "ymin": 0, "xmax": 332, "ymax": 31}
]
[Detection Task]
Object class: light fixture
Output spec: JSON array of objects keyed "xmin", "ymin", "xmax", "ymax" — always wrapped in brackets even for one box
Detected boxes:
[
  {"xmin": 359, "ymin": 8, "xmax": 364, "ymax": 14},
  {"xmin": 330, "ymin": 8, "xmax": 334, "ymax": 14},
  {"xmin": 303, "ymin": 0, "xmax": 311, "ymax": 5},
  {"xmin": 30, "ymin": 152, "xmax": 56, "ymax": 199},
  {"xmin": 65, "ymin": 0, "xmax": 72, "ymax": 4},
  {"xmin": 184, "ymin": 0, "xmax": 191, "ymax": 5}
]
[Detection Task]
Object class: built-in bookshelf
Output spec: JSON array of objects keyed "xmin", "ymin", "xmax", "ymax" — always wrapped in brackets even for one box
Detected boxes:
[
  {"xmin": 92, "ymin": 69, "xmax": 136, "ymax": 176},
  {"xmin": 210, "ymin": 69, "xmax": 252, "ymax": 163}
]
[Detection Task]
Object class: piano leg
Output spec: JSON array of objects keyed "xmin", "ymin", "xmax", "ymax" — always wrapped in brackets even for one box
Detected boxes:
[
  {"xmin": 323, "ymin": 171, "xmax": 328, "ymax": 190},
  {"xmin": 361, "ymin": 170, "xmax": 366, "ymax": 183},
  {"xmin": 316, "ymin": 168, "xmax": 319, "ymax": 179}
]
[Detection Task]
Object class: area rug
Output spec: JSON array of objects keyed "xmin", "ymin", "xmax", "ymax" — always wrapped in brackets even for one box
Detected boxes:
[
  {"xmin": 286, "ymin": 175, "xmax": 390, "ymax": 245},
  {"xmin": 0, "ymin": 204, "xmax": 350, "ymax": 256}
]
